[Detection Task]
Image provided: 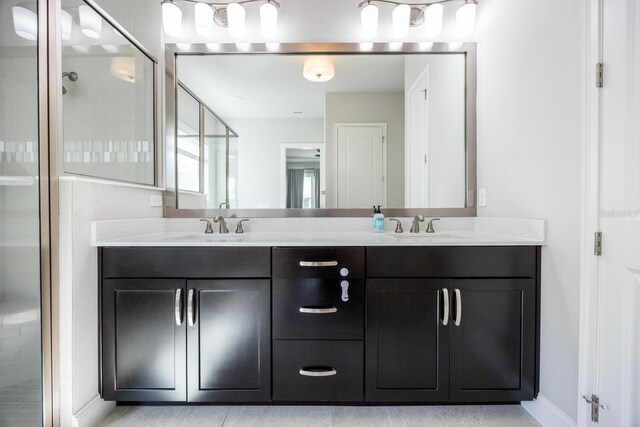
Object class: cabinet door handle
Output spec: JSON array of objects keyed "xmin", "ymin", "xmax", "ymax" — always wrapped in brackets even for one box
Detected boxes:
[
  {"xmin": 453, "ymin": 288, "xmax": 462, "ymax": 326},
  {"xmin": 299, "ymin": 306, "xmax": 338, "ymax": 314},
  {"xmin": 299, "ymin": 261, "xmax": 338, "ymax": 267},
  {"xmin": 174, "ymin": 289, "xmax": 183, "ymax": 326},
  {"xmin": 441, "ymin": 288, "xmax": 449, "ymax": 326},
  {"xmin": 187, "ymin": 289, "xmax": 195, "ymax": 326},
  {"xmin": 299, "ymin": 367, "xmax": 337, "ymax": 377}
]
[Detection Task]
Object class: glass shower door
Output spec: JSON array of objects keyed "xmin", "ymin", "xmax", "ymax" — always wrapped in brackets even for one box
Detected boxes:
[{"xmin": 0, "ymin": 0, "xmax": 44, "ymax": 426}]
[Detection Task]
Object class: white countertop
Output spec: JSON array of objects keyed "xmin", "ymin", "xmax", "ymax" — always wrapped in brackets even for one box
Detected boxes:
[{"xmin": 91, "ymin": 217, "xmax": 546, "ymax": 247}]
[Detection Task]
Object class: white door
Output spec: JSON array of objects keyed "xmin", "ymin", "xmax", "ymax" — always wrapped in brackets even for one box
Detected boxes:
[
  {"xmin": 335, "ymin": 124, "xmax": 386, "ymax": 208},
  {"xmin": 405, "ymin": 66, "xmax": 430, "ymax": 208},
  {"xmin": 593, "ymin": 0, "xmax": 640, "ymax": 425}
]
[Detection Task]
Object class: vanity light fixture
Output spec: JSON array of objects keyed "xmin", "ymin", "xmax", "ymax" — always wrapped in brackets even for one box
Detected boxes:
[
  {"xmin": 456, "ymin": 0, "xmax": 477, "ymax": 37},
  {"xmin": 358, "ymin": 0, "xmax": 479, "ymax": 38},
  {"xmin": 79, "ymin": 5, "xmax": 102, "ymax": 39},
  {"xmin": 303, "ymin": 56, "xmax": 335, "ymax": 83},
  {"xmin": 162, "ymin": 1, "xmax": 183, "ymax": 37},
  {"xmin": 160, "ymin": 0, "xmax": 280, "ymax": 38},
  {"xmin": 12, "ymin": 6, "xmax": 38, "ymax": 41}
]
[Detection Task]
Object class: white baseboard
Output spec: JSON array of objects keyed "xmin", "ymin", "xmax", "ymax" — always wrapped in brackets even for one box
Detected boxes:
[
  {"xmin": 72, "ymin": 394, "xmax": 116, "ymax": 427},
  {"xmin": 522, "ymin": 394, "xmax": 577, "ymax": 427}
]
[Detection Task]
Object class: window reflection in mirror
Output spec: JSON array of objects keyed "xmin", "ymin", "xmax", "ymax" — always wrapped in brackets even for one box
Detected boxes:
[
  {"xmin": 61, "ymin": 0, "xmax": 155, "ymax": 185},
  {"xmin": 175, "ymin": 53, "xmax": 467, "ymax": 209}
]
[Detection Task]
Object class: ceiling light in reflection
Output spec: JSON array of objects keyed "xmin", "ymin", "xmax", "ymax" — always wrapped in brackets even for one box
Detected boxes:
[
  {"xmin": 71, "ymin": 45, "xmax": 91, "ymax": 53},
  {"xmin": 303, "ymin": 56, "xmax": 335, "ymax": 83},
  {"xmin": 359, "ymin": 42, "xmax": 373, "ymax": 51},
  {"xmin": 111, "ymin": 57, "xmax": 136, "ymax": 83},
  {"xmin": 12, "ymin": 6, "xmax": 38, "ymax": 41},
  {"xmin": 79, "ymin": 5, "xmax": 102, "ymax": 39},
  {"xmin": 61, "ymin": 9, "xmax": 73, "ymax": 41},
  {"xmin": 206, "ymin": 42, "xmax": 220, "ymax": 51}
]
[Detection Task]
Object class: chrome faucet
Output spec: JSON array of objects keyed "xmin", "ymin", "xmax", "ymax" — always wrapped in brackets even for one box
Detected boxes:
[
  {"xmin": 426, "ymin": 218, "xmax": 441, "ymax": 233},
  {"xmin": 410, "ymin": 215, "xmax": 425, "ymax": 233},
  {"xmin": 213, "ymin": 216, "xmax": 229, "ymax": 234}
]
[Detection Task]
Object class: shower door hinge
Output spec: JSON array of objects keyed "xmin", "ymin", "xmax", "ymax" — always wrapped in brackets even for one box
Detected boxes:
[
  {"xmin": 594, "ymin": 231, "xmax": 602, "ymax": 256},
  {"xmin": 596, "ymin": 63, "xmax": 604, "ymax": 87}
]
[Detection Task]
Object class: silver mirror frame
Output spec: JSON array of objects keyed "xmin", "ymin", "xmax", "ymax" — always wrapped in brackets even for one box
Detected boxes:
[{"xmin": 164, "ymin": 42, "xmax": 477, "ymax": 218}]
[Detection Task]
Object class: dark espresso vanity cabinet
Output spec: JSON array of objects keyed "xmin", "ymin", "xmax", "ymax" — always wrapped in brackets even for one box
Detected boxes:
[{"xmin": 99, "ymin": 245, "xmax": 541, "ymax": 404}]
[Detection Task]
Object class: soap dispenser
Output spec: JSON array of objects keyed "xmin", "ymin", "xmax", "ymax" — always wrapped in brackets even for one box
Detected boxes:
[{"xmin": 373, "ymin": 205, "xmax": 385, "ymax": 232}]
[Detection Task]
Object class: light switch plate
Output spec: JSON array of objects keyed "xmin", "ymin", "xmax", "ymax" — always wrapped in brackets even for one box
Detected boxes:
[
  {"xmin": 478, "ymin": 188, "xmax": 487, "ymax": 207},
  {"xmin": 150, "ymin": 194, "xmax": 163, "ymax": 207}
]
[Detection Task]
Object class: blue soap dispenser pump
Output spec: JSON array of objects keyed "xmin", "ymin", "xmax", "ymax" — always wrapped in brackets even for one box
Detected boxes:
[{"xmin": 373, "ymin": 205, "xmax": 385, "ymax": 232}]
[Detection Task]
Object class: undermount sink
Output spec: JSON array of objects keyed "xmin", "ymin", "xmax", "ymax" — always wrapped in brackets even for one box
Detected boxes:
[
  {"xmin": 391, "ymin": 233, "xmax": 460, "ymax": 239},
  {"xmin": 159, "ymin": 233, "xmax": 243, "ymax": 242}
]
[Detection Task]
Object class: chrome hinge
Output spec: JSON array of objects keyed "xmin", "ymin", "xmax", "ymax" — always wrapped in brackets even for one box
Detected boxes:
[
  {"xmin": 583, "ymin": 394, "xmax": 607, "ymax": 422},
  {"xmin": 596, "ymin": 63, "xmax": 604, "ymax": 87},
  {"xmin": 381, "ymin": 136, "xmax": 385, "ymax": 144},
  {"xmin": 594, "ymin": 231, "xmax": 602, "ymax": 256}
]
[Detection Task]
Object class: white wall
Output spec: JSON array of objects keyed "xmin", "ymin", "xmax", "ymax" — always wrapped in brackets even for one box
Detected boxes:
[
  {"xmin": 228, "ymin": 118, "xmax": 324, "ymax": 208},
  {"xmin": 474, "ymin": 0, "xmax": 583, "ymax": 422},
  {"xmin": 325, "ymin": 92, "xmax": 405, "ymax": 208}
]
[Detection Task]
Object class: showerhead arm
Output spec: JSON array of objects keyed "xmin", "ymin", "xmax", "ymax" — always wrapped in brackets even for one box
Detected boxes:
[{"xmin": 62, "ymin": 71, "xmax": 78, "ymax": 82}]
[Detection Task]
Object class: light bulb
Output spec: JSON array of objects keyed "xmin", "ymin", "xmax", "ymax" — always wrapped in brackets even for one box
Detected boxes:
[
  {"xmin": 12, "ymin": 6, "xmax": 38, "ymax": 41},
  {"xmin": 423, "ymin": 4, "xmax": 443, "ymax": 38},
  {"xmin": 260, "ymin": 2, "xmax": 278, "ymax": 38},
  {"xmin": 227, "ymin": 3, "xmax": 246, "ymax": 38},
  {"xmin": 360, "ymin": 4, "xmax": 378, "ymax": 40},
  {"xmin": 195, "ymin": 3, "xmax": 214, "ymax": 37},
  {"xmin": 162, "ymin": 1, "xmax": 182, "ymax": 37},
  {"xmin": 79, "ymin": 5, "xmax": 102, "ymax": 39},
  {"xmin": 456, "ymin": 0, "xmax": 477, "ymax": 37},
  {"xmin": 61, "ymin": 9, "xmax": 72, "ymax": 41},
  {"xmin": 392, "ymin": 4, "xmax": 410, "ymax": 39}
]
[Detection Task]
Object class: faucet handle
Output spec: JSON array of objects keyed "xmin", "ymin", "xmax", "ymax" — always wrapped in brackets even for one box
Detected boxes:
[
  {"xmin": 426, "ymin": 218, "xmax": 441, "ymax": 233},
  {"xmin": 200, "ymin": 219, "xmax": 213, "ymax": 234},
  {"xmin": 235, "ymin": 219, "xmax": 249, "ymax": 234},
  {"xmin": 389, "ymin": 218, "xmax": 404, "ymax": 233}
]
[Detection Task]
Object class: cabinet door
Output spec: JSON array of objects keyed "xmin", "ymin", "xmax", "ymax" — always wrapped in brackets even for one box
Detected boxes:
[
  {"xmin": 187, "ymin": 280, "xmax": 270, "ymax": 402},
  {"xmin": 365, "ymin": 279, "xmax": 450, "ymax": 402},
  {"xmin": 102, "ymin": 279, "xmax": 187, "ymax": 401},
  {"xmin": 449, "ymin": 279, "xmax": 535, "ymax": 402}
]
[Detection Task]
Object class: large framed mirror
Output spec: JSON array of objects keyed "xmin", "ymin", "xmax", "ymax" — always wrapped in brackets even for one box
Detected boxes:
[{"xmin": 165, "ymin": 43, "xmax": 476, "ymax": 217}]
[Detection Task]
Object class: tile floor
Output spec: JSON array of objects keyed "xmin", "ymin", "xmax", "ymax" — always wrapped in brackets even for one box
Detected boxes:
[{"xmin": 100, "ymin": 404, "xmax": 541, "ymax": 426}]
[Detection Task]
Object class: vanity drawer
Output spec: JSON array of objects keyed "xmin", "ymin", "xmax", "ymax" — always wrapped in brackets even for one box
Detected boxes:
[
  {"xmin": 272, "ymin": 340, "xmax": 363, "ymax": 402},
  {"xmin": 273, "ymin": 279, "xmax": 364, "ymax": 340},
  {"xmin": 272, "ymin": 247, "xmax": 364, "ymax": 279},
  {"xmin": 101, "ymin": 247, "xmax": 271, "ymax": 278}
]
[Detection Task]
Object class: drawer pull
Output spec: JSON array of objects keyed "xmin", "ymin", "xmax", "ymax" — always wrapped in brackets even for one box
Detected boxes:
[
  {"xmin": 299, "ymin": 261, "xmax": 338, "ymax": 267},
  {"xmin": 299, "ymin": 367, "xmax": 337, "ymax": 377},
  {"xmin": 299, "ymin": 306, "xmax": 338, "ymax": 314}
]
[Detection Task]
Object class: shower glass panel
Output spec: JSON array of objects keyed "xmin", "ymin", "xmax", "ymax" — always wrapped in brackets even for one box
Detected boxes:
[
  {"xmin": 61, "ymin": 0, "xmax": 155, "ymax": 185},
  {"xmin": 177, "ymin": 85, "xmax": 201, "ymax": 194},
  {"xmin": 0, "ymin": 0, "xmax": 44, "ymax": 425}
]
